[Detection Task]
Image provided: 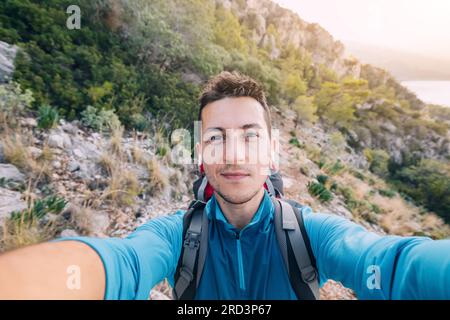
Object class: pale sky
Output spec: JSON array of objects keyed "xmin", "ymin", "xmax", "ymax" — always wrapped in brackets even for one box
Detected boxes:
[{"xmin": 273, "ymin": 0, "xmax": 450, "ymax": 59}]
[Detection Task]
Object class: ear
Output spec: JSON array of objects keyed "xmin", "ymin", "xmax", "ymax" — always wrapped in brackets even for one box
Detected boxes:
[
  {"xmin": 195, "ymin": 141, "xmax": 202, "ymax": 167},
  {"xmin": 269, "ymin": 133, "xmax": 279, "ymax": 172}
]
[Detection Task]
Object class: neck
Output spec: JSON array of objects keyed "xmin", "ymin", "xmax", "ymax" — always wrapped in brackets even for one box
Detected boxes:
[{"xmin": 215, "ymin": 188, "xmax": 265, "ymax": 230}]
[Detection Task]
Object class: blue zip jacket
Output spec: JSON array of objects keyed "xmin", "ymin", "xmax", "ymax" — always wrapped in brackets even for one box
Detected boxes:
[{"xmin": 56, "ymin": 190, "xmax": 450, "ymax": 299}]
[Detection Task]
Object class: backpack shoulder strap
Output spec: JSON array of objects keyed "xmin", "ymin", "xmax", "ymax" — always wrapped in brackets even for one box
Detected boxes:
[
  {"xmin": 173, "ymin": 200, "xmax": 208, "ymax": 300},
  {"xmin": 272, "ymin": 197, "xmax": 320, "ymax": 300}
]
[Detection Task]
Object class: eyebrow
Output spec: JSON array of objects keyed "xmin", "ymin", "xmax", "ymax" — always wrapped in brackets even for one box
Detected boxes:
[{"xmin": 204, "ymin": 123, "xmax": 263, "ymax": 133}]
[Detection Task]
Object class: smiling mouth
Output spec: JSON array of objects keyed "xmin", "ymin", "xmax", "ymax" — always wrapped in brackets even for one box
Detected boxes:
[{"xmin": 220, "ymin": 172, "xmax": 250, "ymax": 181}]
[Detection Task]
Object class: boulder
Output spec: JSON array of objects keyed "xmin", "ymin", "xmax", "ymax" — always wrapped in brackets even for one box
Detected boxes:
[
  {"xmin": 67, "ymin": 159, "xmax": 81, "ymax": 172},
  {"xmin": 0, "ymin": 142, "xmax": 4, "ymax": 163},
  {"xmin": 0, "ymin": 187, "xmax": 27, "ymax": 225},
  {"xmin": 20, "ymin": 117, "xmax": 38, "ymax": 128},
  {"xmin": 59, "ymin": 229, "xmax": 80, "ymax": 238},
  {"xmin": 0, "ymin": 41, "xmax": 18, "ymax": 83},
  {"xmin": 0, "ymin": 164, "xmax": 26, "ymax": 183},
  {"xmin": 27, "ymin": 146, "xmax": 43, "ymax": 159},
  {"xmin": 48, "ymin": 134, "xmax": 65, "ymax": 149}
]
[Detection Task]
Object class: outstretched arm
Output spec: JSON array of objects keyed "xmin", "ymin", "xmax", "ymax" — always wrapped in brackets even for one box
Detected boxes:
[
  {"xmin": 0, "ymin": 210, "xmax": 184, "ymax": 300},
  {"xmin": 0, "ymin": 240, "xmax": 105, "ymax": 299},
  {"xmin": 302, "ymin": 209, "xmax": 450, "ymax": 299}
]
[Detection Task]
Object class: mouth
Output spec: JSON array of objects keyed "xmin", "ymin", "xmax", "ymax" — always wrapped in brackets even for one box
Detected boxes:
[{"xmin": 220, "ymin": 171, "xmax": 251, "ymax": 181}]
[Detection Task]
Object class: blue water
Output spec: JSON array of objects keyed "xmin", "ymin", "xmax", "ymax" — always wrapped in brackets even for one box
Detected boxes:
[{"xmin": 401, "ymin": 81, "xmax": 450, "ymax": 107}]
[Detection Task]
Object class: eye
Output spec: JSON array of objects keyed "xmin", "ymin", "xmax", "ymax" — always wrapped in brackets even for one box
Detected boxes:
[
  {"xmin": 245, "ymin": 131, "xmax": 259, "ymax": 140},
  {"xmin": 206, "ymin": 134, "xmax": 224, "ymax": 144}
]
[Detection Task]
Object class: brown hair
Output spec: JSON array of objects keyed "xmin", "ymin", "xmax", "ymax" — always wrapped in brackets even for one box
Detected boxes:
[{"xmin": 198, "ymin": 71, "xmax": 272, "ymax": 135}]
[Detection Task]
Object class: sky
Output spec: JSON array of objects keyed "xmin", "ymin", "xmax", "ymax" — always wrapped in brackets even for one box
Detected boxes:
[{"xmin": 272, "ymin": 0, "xmax": 450, "ymax": 59}]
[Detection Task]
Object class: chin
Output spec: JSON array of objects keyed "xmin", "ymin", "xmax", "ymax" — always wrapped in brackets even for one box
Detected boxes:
[{"xmin": 216, "ymin": 187, "xmax": 261, "ymax": 205}]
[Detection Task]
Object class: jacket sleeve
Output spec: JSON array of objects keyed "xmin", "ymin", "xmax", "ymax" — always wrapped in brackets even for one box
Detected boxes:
[
  {"xmin": 301, "ymin": 208, "xmax": 450, "ymax": 299},
  {"xmin": 52, "ymin": 210, "xmax": 184, "ymax": 300}
]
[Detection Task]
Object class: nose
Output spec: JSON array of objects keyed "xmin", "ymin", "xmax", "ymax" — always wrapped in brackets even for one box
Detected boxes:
[{"xmin": 224, "ymin": 129, "xmax": 246, "ymax": 165}]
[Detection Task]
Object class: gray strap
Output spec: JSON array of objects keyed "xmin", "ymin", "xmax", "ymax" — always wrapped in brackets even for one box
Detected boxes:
[
  {"xmin": 196, "ymin": 209, "xmax": 209, "ymax": 288},
  {"xmin": 279, "ymin": 200, "xmax": 320, "ymax": 299},
  {"xmin": 197, "ymin": 176, "xmax": 208, "ymax": 202},
  {"xmin": 266, "ymin": 177, "xmax": 276, "ymax": 197},
  {"xmin": 174, "ymin": 208, "xmax": 202, "ymax": 298},
  {"xmin": 272, "ymin": 197, "xmax": 290, "ymax": 275}
]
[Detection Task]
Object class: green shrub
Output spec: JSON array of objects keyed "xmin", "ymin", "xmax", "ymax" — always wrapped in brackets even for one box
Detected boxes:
[
  {"xmin": 37, "ymin": 105, "xmax": 59, "ymax": 129},
  {"xmin": 289, "ymin": 137, "xmax": 303, "ymax": 148},
  {"xmin": 378, "ymin": 189, "xmax": 396, "ymax": 198},
  {"xmin": 317, "ymin": 174, "xmax": 329, "ymax": 185},
  {"xmin": 324, "ymin": 160, "xmax": 345, "ymax": 176},
  {"xmin": 0, "ymin": 82, "xmax": 34, "ymax": 126},
  {"xmin": 351, "ymin": 170, "xmax": 366, "ymax": 181},
  {"xmin": 308, "ymin": 181, "xmax": 333, "ymax": 202},
  {"xmin": 364, "ymin": 148, "xmax": 390, "ymax": 178},
  {"xmin": 81, "ymin": 105, "xmax": 121, "ymax": 132},
  {"xmin": 129, "ymin": 113, "xmax": 149, "ymax": 132},
  {"xmin": 10, "ymin": 195, "xmax": 67, "ymax": 224},
  {"xmin": 392, "ymin": 159, "xmax": 450, "ymax": 223}
]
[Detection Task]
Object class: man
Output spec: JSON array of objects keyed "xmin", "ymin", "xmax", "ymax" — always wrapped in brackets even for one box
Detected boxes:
[{"xmin": 0, "ymin": 72, "xmax": 449, "ymax": 300}]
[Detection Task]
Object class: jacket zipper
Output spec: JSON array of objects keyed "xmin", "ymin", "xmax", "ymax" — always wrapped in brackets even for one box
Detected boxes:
[{"xmin": 235, "ymin": 232, "xmax": 246, "ymax": 291}]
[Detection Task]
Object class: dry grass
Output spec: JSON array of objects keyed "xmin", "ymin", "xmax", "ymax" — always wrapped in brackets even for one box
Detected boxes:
[
  {"xmin": 335, "ymin": 172, "xmax": 372, "ymax": 201},
  {"xmin": 100, "ymin": 160, "xmax": 140, "ymax": 207},
  {"xmin": 37, "ymin": 141, "xmax": 54, "ymax": 163},
  {"xmin": 1, "ymin": 131, "xmax": 32, "ymax": 170},
  {"xmin": 0, "ymin": 219, "xmax": 54, "ymax": 252},
  {"xmin": 0, "ymin": 181, "xmax": 59, "ymax": 253},
  {"xmin": 373, "ymin": 194, "xmax": 421, "ymax": 235},
  {"xmin": 98, "ymin": 152, "xmax": 115, "ymax": 174},
  {"xmin": 109, "ymin": 123, "xmax": 124, "ymax": 157},
  {"xmin": 131, "ymin": 144, "xmax": 146, "ymax": 165},
  {"xmin": 146, "ymin": 158, "xmax": 168, "ymax": 196},
  {"xmin": 0, "ymin": 128, "xmax": 52, "ymax": 181}
]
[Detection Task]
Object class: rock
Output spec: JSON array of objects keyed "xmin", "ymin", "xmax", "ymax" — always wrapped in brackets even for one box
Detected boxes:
[
  {"xmin": 0, "ymin": 187, "xmax": 27, "ymax": 225},
  {"xmin": 0, "ymin": 164, "xmax": 26, "ymax": 183},
  {"xmin": 56, "ymin": 184, "xmax": 66, "ymax": 195},
  {"xmin": 282, "ymin": 176, "xmax": 295, "ymax": 189},
  {"xmin": 48, "ymin": 134, "xmax": 65, "ymax": 149},
  {"xmin": 19, "ymin": 117, "xmax": 38, "ymax": 128},
  {"xmin": 0, "ymin": 41, "xmax": 18, "ymax": 83},
  {"xmin": 27, "ymin": 146, "xmax": 42, "ymax": 159},
  {"xmin": 89, "ymin": 211, "xmax": 110, "ymax": 236},
  {"xmin": 51, "ymin": 160, "xmax": 62, "ymax": 169},
  {"xmin": 72, "ymin": 148, "xmax": 87, "ymax": 160},
  {"xmin": 380, "ymin": 121, "xmax": 397, "ymax": 134},
  {"xmin": 62, "ymin": 133, "xmax": 72, "ymax": 148},
  {"xmin": 87, "ymin": 176, "xmax": 108, "ymax": 190},
  {"xmin": 0, "ymin": 142, "xmax": 4, "ymax": 163},
  {"xmin": 72, "ymin": 162, "xmax": 99, "ymax": 182},
  {"xmin": 60, "ymin": 229, "xmax": 80, "ymax": 238},
  {"xmin": 67, "ymin": 160, "xmax": 81, "ymax": 172},
  {"xmin": 61, "ymin": 122, "xmax": 79, "ymax": 135}
]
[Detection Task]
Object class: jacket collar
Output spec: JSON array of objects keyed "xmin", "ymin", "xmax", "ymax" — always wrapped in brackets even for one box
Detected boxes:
[{"xmin": 205, "ymin": 189, "xmax": 274, "ymax": 233}]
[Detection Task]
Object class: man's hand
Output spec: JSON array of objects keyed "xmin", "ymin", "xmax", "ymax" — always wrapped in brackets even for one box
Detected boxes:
[{"xmin": 0, "ymin": 241, "xmax": 105, "ymax": 299}]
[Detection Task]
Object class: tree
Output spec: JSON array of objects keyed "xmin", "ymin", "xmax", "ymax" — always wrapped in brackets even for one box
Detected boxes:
[
  {"xmin": 213, "ymin": 5, "xmax": 247, "ymax": 54},
  {"xmin": 283, "ymin": 73, "xmax": 307, "ymax": 104},
  {"xmin": 393, "ymin": 159, "xmax": 450, "ymax": 223},
  {"xmin": 292, "ymin": 95, "xmax": 317, "ymax": 127},
  {"xmin": 315, "ymin": 82, "xmax": 356, "ymax": 129}
]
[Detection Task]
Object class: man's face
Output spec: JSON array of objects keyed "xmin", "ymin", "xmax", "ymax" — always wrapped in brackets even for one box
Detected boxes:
[{"xmin": 197, "ymin": 97, "xmax": 276, "ymax": 205}]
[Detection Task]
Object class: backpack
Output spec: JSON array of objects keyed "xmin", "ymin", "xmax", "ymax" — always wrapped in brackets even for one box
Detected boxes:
[{"xmin": 173, "ymin": 171, "xmax": 320, "ymax": 300}]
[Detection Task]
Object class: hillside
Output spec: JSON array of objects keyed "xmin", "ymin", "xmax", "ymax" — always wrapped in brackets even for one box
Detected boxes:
[{"xmin": 0, "ymin": 0, "xmax": 450, "ymax": 299}]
